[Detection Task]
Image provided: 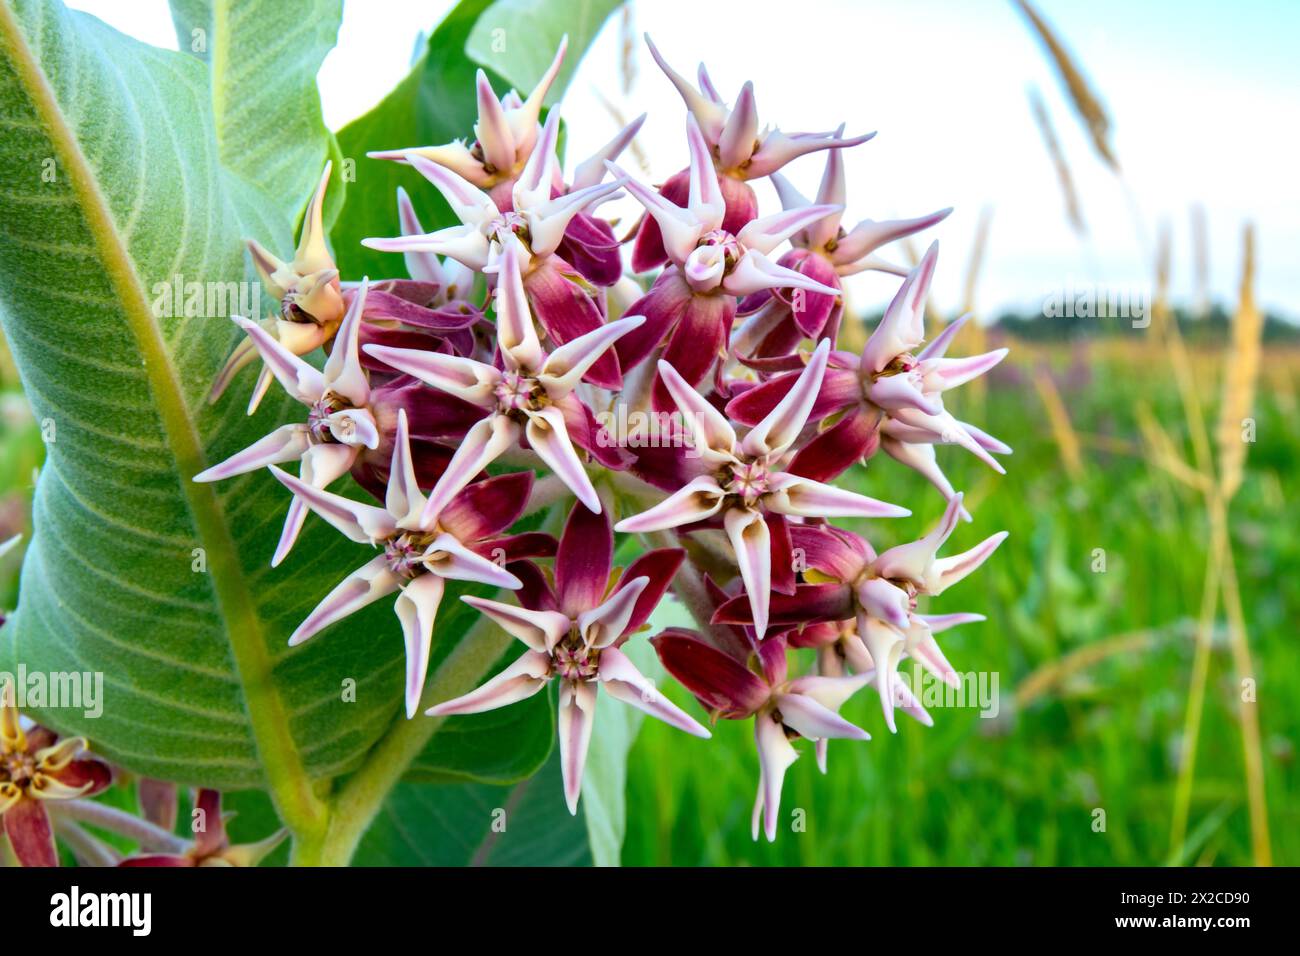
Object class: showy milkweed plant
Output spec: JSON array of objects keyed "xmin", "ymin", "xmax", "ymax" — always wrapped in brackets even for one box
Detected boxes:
[{"xmin": 0, "ymin": 0, "xmax": 1008, "ymax": 866}]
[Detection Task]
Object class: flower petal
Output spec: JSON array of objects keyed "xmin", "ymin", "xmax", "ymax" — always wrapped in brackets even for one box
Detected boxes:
[
  {"xmin": 461, "ymin": 595, "xmax": 572, "ymax": 653},
  {"xmin": 741, "ymin": 339, "xmax": 830, "ymax": 458},
  {"xmin": 525, "ymin": 406, "xmax": 601, "ymax": 513},
  {"xmin": 420, "ymin": 415, "xmax": 522, "ymax": 527},
  {"xmin": 3, "ymin": 797, "xmax": 57, "ymax": 867},
  {"xmin": 559, "ymin": 679, "xmax": 598, "ymax": 814},
  {"xmin": 599, "ymin": 646, "xmax": 710, "ymax": 738},
  {"xmin": 267, "ymin": 465, "xmax": 396, "ymax": 544},
  {"xmin": 766, "ymin": 473, "xmax": 910, "ymax": 520},
  {"xmin": 555, "ymin": 502, "xmax": 614, "ymax": 619},
  {"xmin": 753, "ymin": 711, "xmax": 799, "ymax": 842},
  {"xmin": 394, "ymin": 574, "xmax": 446, "ymax": 718},
  {"xmin": 724, "ymin": 507, "xmax": 772, "ymax": 640},
  {"xmin": 578, "ymin": 577, "xmax": 648, "ymax": 649},
  {"xmin": 614, "ymin": 475, "xmax": 727, "ymax": 533},
  {"xmin": 192, "ymin": 424, "xmax": 311, "ymax": 483},
  {"xmin": 289, "ymin": 555, "xmax": 402, "ymax": 646},
  {"xmin": 425, "ymin": 650, "xmax": 552, "ymax": 717}
]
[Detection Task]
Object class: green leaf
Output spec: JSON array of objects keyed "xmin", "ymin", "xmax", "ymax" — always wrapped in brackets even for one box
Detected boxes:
[
  {"xmin": 408, "ymin": 679, "xmax": 553, "ymax": 784},
  {"xmin": 167, "ymin": 0, "xmax": 346, "ymax": 228},
  {"xmin": 0, "ymin": 0, "xmax": 448, "ymax": 812},
  {"xmin": 465, "ymin": 0, "xmax": 624, "ymax": 107},
  {"xmin": 353, "ymin": 751, "xmax": 590, "ymax": 866},
  {"xmin": 329, "ymin": 0, "xmax": 616, "ymax": 279}
]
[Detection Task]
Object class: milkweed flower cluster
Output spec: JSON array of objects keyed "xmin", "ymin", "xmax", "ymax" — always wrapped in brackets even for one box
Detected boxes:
[{"xmin": 202, "ymin": 35, "xmax": 1010, "ymax": 838}]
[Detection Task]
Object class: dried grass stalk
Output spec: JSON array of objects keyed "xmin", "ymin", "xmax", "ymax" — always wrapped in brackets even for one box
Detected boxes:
[
  {"xmin": 1215, "ymin": 224, "xmax": 1262, "ymax": 499},
  {"xmin": 1028, "ymin": 87, "xmax": 1086, "ymax": 235}
]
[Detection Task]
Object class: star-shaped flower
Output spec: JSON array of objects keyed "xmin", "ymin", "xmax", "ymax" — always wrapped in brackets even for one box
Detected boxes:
[
  {"xmin": 428, "ymin": 502, "xmax": 708, "ymax": 813},
  {"xmin": 195, "ymin": 280, "xmax": 384, "ymax": 566},
  {"xmin": 651, "ymin": 629, "xmax": 871, "ymax": 842},
  {"xmin": 212, "ymin": 162, "xmax": 345, "ymax": 412},
  {"xmin": 268, "ymin": 409, "xmax": 552, "ymax": 718},
  {"xmin": 616, "ymin": 339, "xmax": 908, "ymax": 639},
  {"xmin": 364, "ymin": 241, "xmax": 643, "ymax": 517},
  {"xmin": 1, "ymin": 683, "xmax": 112, "ymax": 867},
  {"xmin": 119, "ymin": 789, "xmax": 286, "ymax": 867}
]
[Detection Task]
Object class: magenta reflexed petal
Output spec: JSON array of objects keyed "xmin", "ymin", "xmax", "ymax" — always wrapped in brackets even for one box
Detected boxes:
[
  {"xmin": 426, "ymin": 650, "xmax": 552, "ymax": 717},
  {"xmin": 555, "ymin": 502, "xmax": 614, "ymax": 618},
  {"xmin": 555, "ymin": 392, "xmax": 632, "ymax": 471},
  {"xmin": 791, "ymin": 523, "xmax": 874, "ymax": 579},
  {"xmin": 522, "ymin": 259, "xmax": 617, "ymax": 390},
  {"xmin": 767, "ymin": 513, "xmax": 796, "ymax": 597},
  {"xmin": 558, "ymin": 680, "xmax": 598, "ymax": 814},
  {"xmin": 290, "ymin": 555, "xmax": 402, "ymax": 646},
  {"xmin": 783, "ymin": 251, "xmax": 841, "ymax": 336},
  {"xmin": 598, "ymin": 646, "xmax": 710, "ymax": 738},
  {"xmin": 652, "ymin": 293, "xmax": 732, "ymax": 410},
  {"xmin": 437, "ymin": 470, "xmax": 533, "ymax": 541},
  {"xmin": 617, "ymin": 548, "xmax": 686, "ymax": 636},
  {"xmin": 193, "ymin": 424, "xmax": 310, "ymax": 483},
  {"xmin": 613, "ymin": 268, "xmax": 692, "ymax": 369},
  {"xmin": 557, "ymin": 213, "xmax": 624, "ymax": 286},
  {"xmin": 788, "ymin": 406, "xmax": 882, "ymax": 483},
  {"xmin": 650, "ymin": 628, "xmax": 768, "ymax": 718},
  {"xmin": 713, "ymin": 582, "xmax": 854, "ymax": 628},
  {"xmin": 740, "ymin": 340, "xmax": 830, "ymax": 458},
  {"xmin": 4, "ymin": 798, "xmax": 57, "ymax": 867}
]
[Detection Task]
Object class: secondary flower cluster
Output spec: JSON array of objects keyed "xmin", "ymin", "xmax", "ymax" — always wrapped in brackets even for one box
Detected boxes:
[{"xmin": 200, "ymin": 36, "xmax": 1010, "ymax": 838}]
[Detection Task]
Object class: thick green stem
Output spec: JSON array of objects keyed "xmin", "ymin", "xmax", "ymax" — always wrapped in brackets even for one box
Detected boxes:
[{"xmin": 305, "ymin": 613, "xmax": 511, "ymax": 866}]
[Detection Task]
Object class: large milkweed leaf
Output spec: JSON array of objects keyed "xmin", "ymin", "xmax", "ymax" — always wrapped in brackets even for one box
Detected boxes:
[
  {"xmin": 465, "ymin": 0, "xmax": 624, "ymax": 108},
  {"xmin": 166, "ymin": 0, "xmax": 347, "ymax": 227},
  {"xmin": 353, "ymin": 751, "xmax": 591, "ymax": 866},
  {"xmin": 0, "ymin": 0, "xmax": 414, "ymax": 794}
]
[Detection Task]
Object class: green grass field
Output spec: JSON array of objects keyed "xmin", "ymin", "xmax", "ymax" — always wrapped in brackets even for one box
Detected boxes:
[{"xmin": 2, "ymin": 338, "xmax": 1295, "ymax": 866}]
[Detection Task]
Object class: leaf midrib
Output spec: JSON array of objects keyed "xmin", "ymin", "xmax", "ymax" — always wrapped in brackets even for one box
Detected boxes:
[{"xmin": 0, "ymin": 1, "xmax": 325, "ymax": 834}]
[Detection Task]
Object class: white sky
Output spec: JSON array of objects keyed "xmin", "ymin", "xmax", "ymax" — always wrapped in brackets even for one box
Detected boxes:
[{"xmin": 66, "ymin": 0, "xmax": 1300, "ymax": 321}]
